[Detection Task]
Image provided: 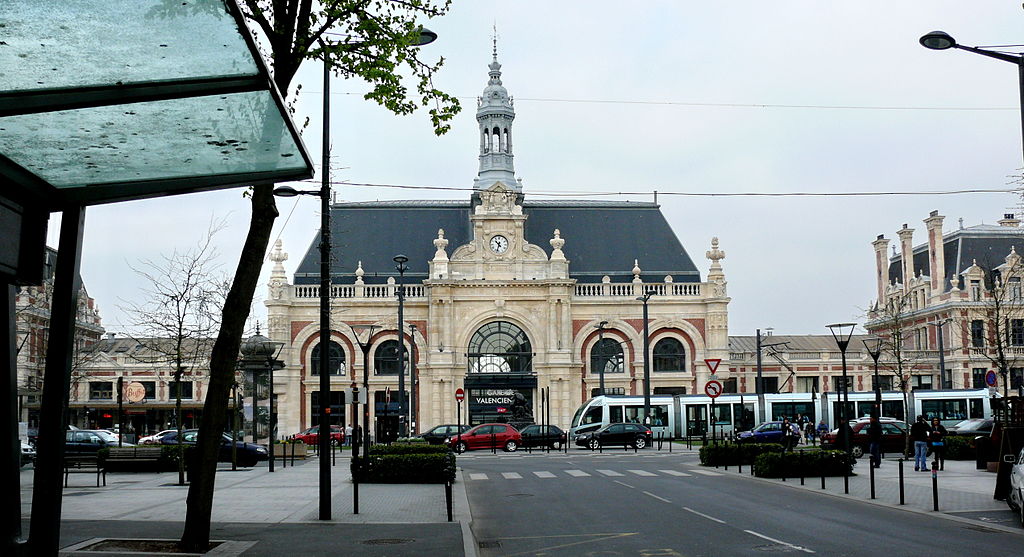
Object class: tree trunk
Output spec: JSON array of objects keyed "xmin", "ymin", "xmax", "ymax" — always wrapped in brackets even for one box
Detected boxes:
[{"xmin": 179, "ymin": 185, "xmax": 277, "ymax": 551}]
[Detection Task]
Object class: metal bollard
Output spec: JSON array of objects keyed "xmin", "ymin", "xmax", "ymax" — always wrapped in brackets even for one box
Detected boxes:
[
  {"xmin": 332, "ymin": 444, "xmax": 336, "ymax": 466},
  {"xmin": 932, "ymin": 459, "xmax": 939, "ymax": 511},
  {"xmin": 898, "ymin": 458, "xmax": 905, "ymax": 505},
  {"xmin": 820, "ymin": 473, "xmax": 825, "ymax": 490},
  {"xmin": 800, "ymin": 473, "xmax": 804, "ymax": 486},
  {"xmin": 445, "ymin": 481, "xmax": 453, "ymax": 522},
  {"xmin": 492, "ymin": 434, "xmax": 496, "ymax": 454},
  {"xmin": 738, "ymin": 461, "xmax": 742, "ymax": 474},
  {"xmin": 869, "ymin": 462, "xmax": 875, "ymax": 499}
]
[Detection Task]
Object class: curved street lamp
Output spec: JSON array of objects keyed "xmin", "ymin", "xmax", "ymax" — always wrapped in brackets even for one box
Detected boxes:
[
  {"xmin": 862, "ymin": 336, "xmax": 883, "ymax": 422},
  {"xmin": 394, "ymin": 254, "xmax": 409, "ymax": 439}
]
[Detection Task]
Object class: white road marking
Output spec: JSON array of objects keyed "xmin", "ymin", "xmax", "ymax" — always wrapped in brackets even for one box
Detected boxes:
[
  {"xmin": 682, "ymin": 506, "xmax": 726, "ymax": 524},
  {"xmin": 658, "ymin": 470, "xmax": 692, "ymax": 477},
  {"xmin": 565, "ymin": 469, "xmax": 591, "ymax": 477},
  {"xmin": 533, "ymin": 471, "xmax": 556, "ymax": 478},
  {"xmin": 743, "ymin": 530, "xmax": 815, "ymax": 553},
  {"xmin": 628, "ymin": 470, "xmax": 657, "ymax": 477},
  {"xmin": 598, "ymin": 469, "xmax": 624, "ymax": 477},
  {"xmin": 643, "ymin": 491, "xmax": 671, "ymax": 503},
  {"xmin": 690, "ymin": 469, "xmax": 723, "ymax": 476},
  {"xmin": 468, "ymin": 473, "xmax": 488, "ymax": 481},
  {"xmin": 613, "ymin": 480, "xmax": 634, "ymax": 489},
  {"xmin": 502, "ymin": 472, "xmax": 522, "ymax": 479}
]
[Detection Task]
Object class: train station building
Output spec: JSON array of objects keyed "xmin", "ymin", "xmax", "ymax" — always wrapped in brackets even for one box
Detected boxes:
[{"xmin": 266, "ymin": 48, "xmax": 731, "ymax": 438}]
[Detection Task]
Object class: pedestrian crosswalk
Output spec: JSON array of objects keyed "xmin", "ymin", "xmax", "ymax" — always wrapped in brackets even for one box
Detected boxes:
[{"xmin": 465, "ymin": 468, "xmax": 719, "ymax": 481}]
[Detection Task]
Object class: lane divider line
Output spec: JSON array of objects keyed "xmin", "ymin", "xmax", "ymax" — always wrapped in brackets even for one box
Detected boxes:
[
  {"xmin": 743, "ymin": 530, "xmax": 815, "ymax": 554},
  {"xmin": 643, "ymin": 491, "xmax": 672, "ymax": 503},
  {"xmin": 613, "ymin": 480, "xmax": 635, "ymax": 489},
  {"xmin": 682, "ymin": 506, "xmax": 726, "ymax": 524}
]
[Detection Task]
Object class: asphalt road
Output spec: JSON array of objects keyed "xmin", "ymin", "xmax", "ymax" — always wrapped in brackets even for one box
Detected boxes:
[{"xmin": 462, "ymin": 449, "xmax": 1023, "ymax": 557}]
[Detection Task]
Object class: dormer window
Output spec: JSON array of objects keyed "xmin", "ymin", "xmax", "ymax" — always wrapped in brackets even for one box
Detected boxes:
[{"xmin": 971, "ymin": 280, "xmax": 981, "ymax": 301}]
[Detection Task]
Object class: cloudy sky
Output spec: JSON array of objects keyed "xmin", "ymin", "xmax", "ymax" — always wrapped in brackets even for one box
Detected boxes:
[{"xmin": 61, "ymin": 1, "xmax": 1024, "ymax": 338}]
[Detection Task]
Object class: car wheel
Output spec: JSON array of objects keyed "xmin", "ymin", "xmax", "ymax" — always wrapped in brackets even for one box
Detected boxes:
[
  {"xmin": 454, "ymin": 441, "xmax": 468, "ymax": 454},
  {"xmin": 850, "ymin": 445, "xmax": 864, "ymax": 458},
  {"xmin": 504, "ymin": 440, "xmax": 518, "ymax": 452},
  {"xmin": 588, "ymin": 439, "xmax": 600, "ymax": 450},
  {"xmin": 330, "ymin": 438, "xmax": 339, "ymax": 447},
  {"xmin": 634, "ymin": 436, "xmax": 648, "ymax": 449}
]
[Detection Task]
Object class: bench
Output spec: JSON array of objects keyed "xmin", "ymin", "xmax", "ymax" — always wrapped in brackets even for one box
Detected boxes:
[
  {"xmin": 63, "ymin": 455, "xmax": 106, "ymax": 487},
  {"xmin": 106, "ymin": 446, "xmax": 165, "ymax": 471}
]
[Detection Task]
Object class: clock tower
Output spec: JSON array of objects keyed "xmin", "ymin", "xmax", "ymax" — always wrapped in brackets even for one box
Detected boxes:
[{"xmin": 473, "ymin": 35, "xmax": 519, "ymax": 193}]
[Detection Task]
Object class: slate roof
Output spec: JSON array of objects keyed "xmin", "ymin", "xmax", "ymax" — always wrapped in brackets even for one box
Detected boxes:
[
  {"xmin": 887, "ymin": 223, "xmax": 1024, "ymax": 290},
  {"xmin": 293, "ymin": 199, "xmax": 701, "ymax": 285}
]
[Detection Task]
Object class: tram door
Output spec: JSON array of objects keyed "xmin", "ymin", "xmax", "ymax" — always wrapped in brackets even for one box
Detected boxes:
[{"xmin": 685, "ymin": 405, "xmax": 707, "ymax": 437}]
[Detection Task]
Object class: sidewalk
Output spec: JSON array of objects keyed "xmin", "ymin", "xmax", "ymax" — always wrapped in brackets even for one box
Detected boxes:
[{"xmin": 18, "ymin": 454, "xmax": 476, "ymax": 556}]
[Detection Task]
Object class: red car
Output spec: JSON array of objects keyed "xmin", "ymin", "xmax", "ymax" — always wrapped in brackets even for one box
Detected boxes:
[
  {"xmin": 293, "ymin": 425, "xmax": 344, "ymax": 446},
  {"xmin": 444, "ymin": 423, "xmax": 521, "ymax": 453}
]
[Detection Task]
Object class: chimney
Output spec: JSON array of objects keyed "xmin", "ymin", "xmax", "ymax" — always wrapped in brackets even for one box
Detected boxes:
[
  {"xmin": 923, "ymin": 211, "xmax": 946, "ymax": 293},
  {"xmin": 105, "ymin": 332, "xmax": 116, "ymax": 340},
  {"xmin": 896, "ymin": 224, "xmax": 915, "ymax": 292},
  {"xmin": 872, "ymin": 234, "xmax": 891, "ymax": 303},
  {"xmin": 999, "ymin": 213, "xmax": 1020, "ymax": 227}
]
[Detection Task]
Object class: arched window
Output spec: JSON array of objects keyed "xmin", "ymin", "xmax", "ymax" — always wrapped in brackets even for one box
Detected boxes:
[
  {"xmin": 653, "ymin": 338, "xmax": 686, "ymax": 372},
  {"xmin": 468, "ymin": 321, "xmax": 532, "ymax": 374},
  {"xmin": 591, "ymin": 338, "xmax": 624, "ymax": 375},
  {"xmin": 374, "ymin": 340, "xmax": 402, "ymax": 375},
  {"xmin": 310, "ymin": 341, "xmax": 345, "ymax": 375}
]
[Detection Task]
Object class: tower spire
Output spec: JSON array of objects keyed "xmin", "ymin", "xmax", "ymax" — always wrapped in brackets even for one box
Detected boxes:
[{"xmin": 474, "ymin": 31, "xmax": 519, "ymax": 192}]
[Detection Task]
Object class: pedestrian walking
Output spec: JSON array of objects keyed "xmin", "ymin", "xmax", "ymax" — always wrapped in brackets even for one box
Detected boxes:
[
  {"xmin": 796, "ymin": 414, "xmax": 807, "ymax": 445},
  {"xmin": 867, "ymin": 416, "xmax": 882, "ymax": 468},
  {"xmin": 928, "ymin": 417, "xmax": 948, "ymax": 471},
  {"xmin": 910, "ymin": 415, "xmax": 931, "ymax": 471},
  {"xmin": 344, "ymin": 424, "xmax": 353, "ymax": 446},
  {"xmin": 816, "ymin": 419, "xmax": 829, "ymax": 442},
  {"xmin": 782, "ymin": 417, "xmax": 796, "ymax": 451},
  {"xmin": 804, "ymin": 420, "xmax": 816, "ymax": 445}
]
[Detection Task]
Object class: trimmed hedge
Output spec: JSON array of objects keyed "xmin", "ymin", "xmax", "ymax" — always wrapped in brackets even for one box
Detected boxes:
[
  {"xmin": 353, "ymin": 451, "xmax": 456, "ymax": 483},
  {"xmin": 942, "ymin": 435, "xmax": 973, "ymax": 460},
  {"xmin": 368, "ymin": 443, "xmax": 450, "ymax": 456},
  {"xmin": 753, "ymin": 450, "xmax": 855, "ymax": 478},
  {"xmin": 699, "ymin": 443, "xmax": 784, "ymax": 466}
]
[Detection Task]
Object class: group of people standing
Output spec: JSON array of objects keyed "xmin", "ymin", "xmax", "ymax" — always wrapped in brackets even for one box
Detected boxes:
[
  {"xmin": 910, "ymin": 415, "xmax": 947, "ymax": 472},
  {"xmin": 780, "ymin": 414, "xmax": 830, "ymax": 451}
]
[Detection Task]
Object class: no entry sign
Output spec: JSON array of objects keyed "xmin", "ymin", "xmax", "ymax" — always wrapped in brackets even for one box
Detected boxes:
[
  {"xmin": 455, "ymin": 388, "xmax": 465, "ymax": 402},
  {"xmin": 704, "ymin": 380, "xmax": 723, "ymax": 398}
]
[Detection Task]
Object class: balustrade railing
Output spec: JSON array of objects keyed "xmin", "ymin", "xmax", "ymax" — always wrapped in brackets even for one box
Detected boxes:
[{"xmin": 292, "ymin": 284, "xmax": 428, "ymax": 299}]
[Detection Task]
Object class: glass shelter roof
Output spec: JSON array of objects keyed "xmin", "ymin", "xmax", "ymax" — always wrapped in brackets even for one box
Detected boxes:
[{"xmin": 0, "ymin": 0, "xmax": 312, "ymax": 209}]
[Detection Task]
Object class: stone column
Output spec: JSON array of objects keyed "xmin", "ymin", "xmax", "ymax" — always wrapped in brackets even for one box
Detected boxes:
[
  {"xmin": 872, "ymin": 235, "xmax": 891, "ymax": 303},
  {"xmin": 897, "ymin": 224, "xmax": 915, "ymax": 292},
  {"xmin": 924, "ymin": 211, "xmax": 946, "ymax": 294}
]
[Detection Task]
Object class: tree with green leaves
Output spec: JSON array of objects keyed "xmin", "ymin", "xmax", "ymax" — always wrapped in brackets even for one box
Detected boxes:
[{"xmin": 180, "ymin": 1, "xmax": 459, "ymax": 551}]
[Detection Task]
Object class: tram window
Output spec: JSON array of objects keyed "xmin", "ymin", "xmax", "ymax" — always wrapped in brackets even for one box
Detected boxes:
[
  {"xmin": 625, "ymin": 406, "xmax": 643, "ymax": 423},
  {"xmin": 610, "ymin": 406, "xmax": 624, "ymax": 423},
  {"xmin": 650, "ymin": 406, "xmax": 668, "ymax": 426},
  {"xmin": 921, "ymin": 399, "xmax": 967, "ymax": 421},
  {"xmin": 881, "ymin": 401, "xmax": 904, "ymax": 420},
  {"xmin": 582, "ymin": 405, "xmax": 603, "ymax": 425},
  {"xmin": 711, "ymin": 404, "xmax": 731, "ymax": 425},
  {"xmin": 970, "ymin": 399, "xmax": 983, "ymax": 419}
]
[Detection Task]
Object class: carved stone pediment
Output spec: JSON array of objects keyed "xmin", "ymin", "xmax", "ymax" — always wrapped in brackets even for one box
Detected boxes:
[{"xmin": 475, "ymin": 183, "xmax": 522, "ymax": 216}]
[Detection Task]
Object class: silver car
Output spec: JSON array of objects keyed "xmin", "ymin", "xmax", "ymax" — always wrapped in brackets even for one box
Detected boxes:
[{"xmin": 1008, "ymin": 447, "xmax": 1024, "ymax": 527}]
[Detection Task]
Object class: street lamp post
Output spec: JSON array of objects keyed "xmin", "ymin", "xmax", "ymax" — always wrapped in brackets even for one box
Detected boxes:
[
  {"xmin": 409, "ymin": 323, "xmax": 418, "ymax": 435},
  {"xmin": 239, "ymin": 332, "xmax": 284, "ymax": 472},
  {"xmin": 827, "ymin": 323, "xmax": 857, "ymax": 451},
  {"xmin": 928, "ymin": 318, "xmax": 953, "ymax": 389},
  {"xmin": 394, "ymin": 254, "xmax": 409, "ymax": 438},
  {"xmin": 863, "ymin": 337, "xmax": 883, "ymax": 422},
  {"xmin": 594, "ymin": 321, "xmax": 608, "ymax": 397},
  {"xmin": 920, "ymin": 31, "xmax": 1024, "ymax": 165},
  {"xmin": 350, "ymin": 324, "xmax": 379, "ymax": 463},
  {"xmin": 636, "ymin": 291, "xmax": 655, "ymax": 422}
]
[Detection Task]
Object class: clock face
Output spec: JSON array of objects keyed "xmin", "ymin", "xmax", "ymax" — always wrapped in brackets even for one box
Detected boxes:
[{"xmin": 490, "ymin": 235, "xmax": 509, "ymax": 254}]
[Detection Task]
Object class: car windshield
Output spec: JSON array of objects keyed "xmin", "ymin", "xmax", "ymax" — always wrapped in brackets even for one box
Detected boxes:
[{"xmin": 93, "ymin": 431, "xmax": 117, "ymax": 442}]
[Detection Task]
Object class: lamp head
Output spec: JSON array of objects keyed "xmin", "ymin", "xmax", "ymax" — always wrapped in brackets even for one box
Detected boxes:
[
  {"xmin": 393, "ymin": 254, "xmax": 409, "ymax": 265},
  {"xmin": 920, "ymin": 31, "xmax": 956, "ymax": 50},
  {"xmin": 273, "ymin": 185, "xmax": 300, "ymax": 197},
  {"xmin": 414, "ymin": 27, "xmax": 438, "ymax": 46},
  {"xmin": 862, "ymin": 336, "xmax": 883, "ymax": 357},
  {"xmin": 826, "ymin": 322, "xmax": 858, "ymax": 350}
]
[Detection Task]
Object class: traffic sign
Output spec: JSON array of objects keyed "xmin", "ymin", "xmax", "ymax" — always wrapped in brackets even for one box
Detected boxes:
[
  {"xmin": 704, "ymin": 358, "xmax": 722, "ymax": 374},
  {"xmin": 496, "ymin": 407, "xmax": 507, "ymax": 413},
  {"xmin": 455, "ymin": 388, "xmax": 465, "ymax": 402},
  {"xmin": 705, "ymin": 380, "xmax": 723, "ymax": 398},
  {"xmin": 986, "ymin": 370, "xmax": 998, "ymax": 387}
]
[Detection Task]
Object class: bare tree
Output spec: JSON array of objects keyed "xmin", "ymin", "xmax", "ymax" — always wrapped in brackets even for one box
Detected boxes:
[
  {"xmin": 965, "ymin": 251, "xmax": 1024, "ymax": 397},
  {"xmin": 180, "ymin": 2, "xmax": 460, "ymax": 550},
  {"xmin": 120, "ymin": 224, "xmax": 227, "ymax": 485},
  {"xmin": 867, "ymin": 289, "xmax": 921, "ymax": 454}
]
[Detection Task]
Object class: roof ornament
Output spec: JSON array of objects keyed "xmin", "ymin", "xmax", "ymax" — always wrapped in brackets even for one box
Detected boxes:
[
  {"xmin": 354, "ymin": 261, "xmax": 364, "ymax": 285},
  {"xmin": 433, "ymin": 229, "xmax": 449, "ymax": 261},
  {"xmin": 632, "ymin": 259, "xmax": 642, "ymax": 284},
  {"xmin": 549, "ymin": 229, "xmax": 565, "ymax": 261},
  {"xmin": 706, "ymin": 237, "xmax": 726, "ymax": 283}
]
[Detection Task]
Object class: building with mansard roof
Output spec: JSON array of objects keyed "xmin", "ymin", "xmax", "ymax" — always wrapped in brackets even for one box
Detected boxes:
[{"xmin": 266, "ymin": 46, "xmax": 731, "ymax": 440}]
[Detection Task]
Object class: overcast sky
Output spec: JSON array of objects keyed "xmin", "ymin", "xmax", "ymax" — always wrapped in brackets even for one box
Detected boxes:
[{"xmin": 61, "ymin": 1, "xmax": 1024, "ymax": 339}]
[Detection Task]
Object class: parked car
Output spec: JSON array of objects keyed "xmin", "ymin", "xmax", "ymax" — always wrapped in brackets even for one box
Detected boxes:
[
  {"xmin": 820, "ymin": 418, "xmax": 908, "ymax": 458},
  {"xmin": 735, "ymin": 421, "xmax": 787, "ymax": 445},
  {"xmin": 519, "ymin": 425, "xmax": 567, "ymax": 449},
  {"xmin": 444, "ymin": 423, "xmax": 521, "ymax": 453},
  {"xmin": 139, "ymin": 430, "xmax": 177, "ymax": 445},
  {"xmin": 21, "ymin": 441, "xmax": 35, "ymax": 466},
  {"xmin": 947, "ymin": 418, "xmax": 994, "ymax": 437},
  {"xmin": 419, "ymin": 424, "xmax": 471, "ymax": 445},
  {"xmin": 292, "ymin": 425, "xmax": 344, "ymax": 446},
  {"xmin": 65, "ymin": 429, "xmax": 127, "ymax": 455},
  {"xmin": 160, "ymin": 429, "xmax": 269, "ymax": 467},
  {"xmin": 1007, "ymin": 446, "xmax": 1024, "ymax": 527},
  {"xmin": 574, "ymin": 423, "xmax": 652, "ymax": 450}
]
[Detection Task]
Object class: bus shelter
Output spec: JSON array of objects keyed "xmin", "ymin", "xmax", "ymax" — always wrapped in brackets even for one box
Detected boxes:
[{"xmin": 0, "ymin": 1, "xmax": 313, "ymax": 554}]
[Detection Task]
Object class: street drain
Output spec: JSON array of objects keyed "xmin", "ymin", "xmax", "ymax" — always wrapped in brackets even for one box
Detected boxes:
[
  {"xmin": 479, "ymin": 540, "xmax": 502, "ymax": 549},
  {"xmin": 362, "ymin": 538, "xmax": 413, "ymax": 545}
]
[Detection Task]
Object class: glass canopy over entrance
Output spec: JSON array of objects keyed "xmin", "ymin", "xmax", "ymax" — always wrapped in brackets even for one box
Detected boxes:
[{"xmin": 0, "ymin": 0, "xmax": 313, "ymax": 209}]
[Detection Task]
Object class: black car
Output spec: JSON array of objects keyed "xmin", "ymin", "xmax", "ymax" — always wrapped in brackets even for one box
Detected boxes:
[
  {"xmin": 419, "ymin": 424, "xmax": 472, "ymax": 445},
  {"xmin": 65, "ymin": 429, "xmax": 124, "ymax": 456},
  {"xmin": 574, "ymin": 423, "xmax": 652, "ymax": 450},
  {"xmin": 160, "ymin": 429, "xmax": 269, "ymax": 467},
  {"xmin": 947, "ymin": 418, "xmax": 994, "ymax": 437},
  {"xmin": 519, "ymin": 425, "xmax": 567, "ymax": 449}
]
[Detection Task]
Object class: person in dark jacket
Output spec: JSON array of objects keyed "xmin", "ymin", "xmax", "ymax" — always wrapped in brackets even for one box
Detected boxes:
[
  {"xmin": 867, "ymin": 416, "xmax": 883, "ymax": 468},
  {"xmin": 910, "ymin": 415, "xmax": 932, "ymax": 471},
  {"xmin": 928, "ymin": 417, "xmax": 948, "ymax": 471}
]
